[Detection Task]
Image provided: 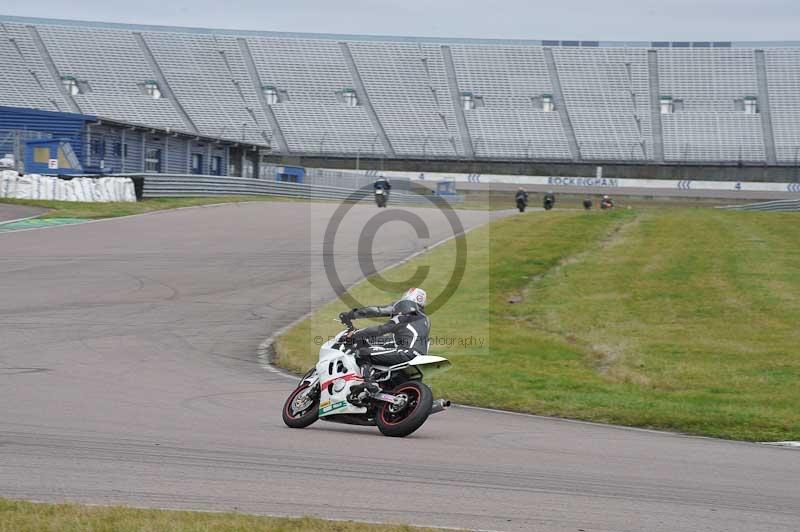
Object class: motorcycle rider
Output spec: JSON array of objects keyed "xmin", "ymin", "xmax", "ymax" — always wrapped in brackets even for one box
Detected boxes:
[
  {"xmin": 374, "ymin": 175, "xmax": 392, "ymax": 207},
  {"xmin": 339, "ymin": 288, "xmax": 429, "ymax": 394},
  {"xmin": 515, "ymin": 188, "xmax": 529, "ymax": 212},
  {"xmin": 543, "ymin": 190, "xmax": 556, "ymax": 208},
  {"xmin": 374, "ymin": 175, "xmax": 392, "ymax": 192}
]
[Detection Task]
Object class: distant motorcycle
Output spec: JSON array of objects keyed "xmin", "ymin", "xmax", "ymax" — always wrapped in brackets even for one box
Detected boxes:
[
  {"xmin": 543, "ymin": 194, "xmax": 556, "ymax": 210},
  {"xmin": 374, "ymin": 189, "xmax": 388, "ymax": 208},
  {"xmin": 600, "ymin": 196, "xmax": 614, "ymax": 210},
  {"xmin": 282, "ymin": 314, "xmax": 451, "ymax": 437},
  {"xmin": 516, "ymin": 196, "xmax": 527, "ymax": 212}
]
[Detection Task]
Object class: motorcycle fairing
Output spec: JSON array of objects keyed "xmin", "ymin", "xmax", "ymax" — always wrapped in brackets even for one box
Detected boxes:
[
  {"xmin": 397, "ymin": 355, "xmax": 452, "ymax": 380},
  {"xmin": 316, "ymin": 344, "xmax": 367, "ymax": 417}
]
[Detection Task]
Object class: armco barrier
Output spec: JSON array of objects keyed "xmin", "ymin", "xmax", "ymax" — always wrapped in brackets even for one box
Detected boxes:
[
  {"xmin": 718, "ymin": 199, "xmax": 800, "ymax": 212},
  {"xmin": 132, "ymin": 174, "xmax": 462, "ymax": 204}
]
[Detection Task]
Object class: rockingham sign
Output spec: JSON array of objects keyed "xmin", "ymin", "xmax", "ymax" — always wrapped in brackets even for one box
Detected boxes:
[
  {"xmin": 377, "ymin": 170, "xmax": 800, "ymax": 196},
  {"xmin": 546, "ymin": 176, "xmax": 619, "ymax": 188}
]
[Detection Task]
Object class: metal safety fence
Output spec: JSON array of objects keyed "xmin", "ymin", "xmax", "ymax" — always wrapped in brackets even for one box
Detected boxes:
[
  {"xmin": 132, "ymin": 174, "xmax": 462, "ymax": 204},
  {"xmin": 718, "ymin": 199, "xmax": 800, "ymax": 211}
]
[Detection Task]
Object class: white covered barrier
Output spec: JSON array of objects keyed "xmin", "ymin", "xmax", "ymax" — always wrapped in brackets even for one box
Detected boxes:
[{"xmin": 0, "ymin": 171, "xmax": 136, "ymax": 202}]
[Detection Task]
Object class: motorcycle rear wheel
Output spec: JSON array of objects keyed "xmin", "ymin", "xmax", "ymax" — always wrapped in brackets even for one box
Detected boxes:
[
  {"xmin": 282, "ymin": 382, "xmax": 319, "ymax": 428},
  {"xmin": 376, "ymin": 381, "xmax": 433, "ymax": 437}
]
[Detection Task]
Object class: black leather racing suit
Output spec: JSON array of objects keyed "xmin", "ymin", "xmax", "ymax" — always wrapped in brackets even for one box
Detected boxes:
[
  {"xmin": 347, "ymin": 305, "xmax": 430, "ymax": 366},
  {"xmin": 374, "ymin": 179, "xmax": 392, "ymax": 191}
]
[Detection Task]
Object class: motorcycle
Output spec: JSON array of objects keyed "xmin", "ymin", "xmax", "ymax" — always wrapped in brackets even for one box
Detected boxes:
[
  {"xmin": 374, "ymin": 189, "xmax": 388, "ymax": 207},
  {"xmin": 282, "ymin": 315, "xmax": 452, "ymax": 437},
  {"xmin": 543, "ymin": 196, "xmax": 555, "ymax": 210},
  {"xmin": 516, "ymin": 196, "xmax": 527, "ymax": 212},
  {"xmin": 601, "ymin": 198, "xmax": 614, "ymax": 210}
]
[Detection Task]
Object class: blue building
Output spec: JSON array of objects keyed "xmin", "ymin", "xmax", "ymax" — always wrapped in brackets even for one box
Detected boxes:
[{"xmin": 0, "ymin": 106, "xmax": 268, "ymax": 176}]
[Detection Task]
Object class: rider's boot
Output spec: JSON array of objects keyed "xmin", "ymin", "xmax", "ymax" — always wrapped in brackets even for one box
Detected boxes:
[{"xmin": 350, "ymin": 362, "xmax": 380, "ymax": 397}]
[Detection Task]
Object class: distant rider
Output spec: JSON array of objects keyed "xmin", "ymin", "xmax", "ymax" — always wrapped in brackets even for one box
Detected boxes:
[
  {"xmin": 339, "ymin": 288, "xmax": 429, "ymax": 394},
  {"xmin": 374, "ymin": 176, "xmax": 392, "ymax": 192},
  {"xmin": 515, "ymin": 187, "xmax": 529, "ymax": 203}
]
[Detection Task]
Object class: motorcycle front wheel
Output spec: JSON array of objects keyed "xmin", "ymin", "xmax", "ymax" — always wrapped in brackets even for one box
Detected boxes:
[
  {"xmin": 376, "ymin": 381, "xmax": 433, "ymax": 437},
  {"xmin": 282, "ymin": 382, "xmax": 320, "ymax": 428}
]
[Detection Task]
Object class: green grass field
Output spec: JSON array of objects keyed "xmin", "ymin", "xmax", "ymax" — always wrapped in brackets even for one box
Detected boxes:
[
  {"xmin": 0, "ymin": 499, "xmax": 439, "ymax": 532},
  {"xmin": 276, "ymin": 206, "xmax": 800, "ymax": 441}
]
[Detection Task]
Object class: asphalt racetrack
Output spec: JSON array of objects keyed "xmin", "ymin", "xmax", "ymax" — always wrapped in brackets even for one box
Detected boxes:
[
  {"xmin": 1, "ymin": 202, "xmax": 799, "ymax": 532},
  {"xmin": 0, "ymin": 203, "xmax": 47, "ymax": 223}
]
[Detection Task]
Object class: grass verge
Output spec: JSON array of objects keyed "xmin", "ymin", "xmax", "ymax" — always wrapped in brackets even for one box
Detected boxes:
[
  {"xmin": 276, "ymin": 207, "xmax": 800, "ymax": 441},
  {"xmin": 0, "ymin": 196, "xmax": 294, "ymax": 220},
  {"xmin": 0, "ymin": 498, "xmax": 442, "ymax": 532},
  {"xmin": 1, "ymin": 194, "xmax": 497, "ymax": 219}
]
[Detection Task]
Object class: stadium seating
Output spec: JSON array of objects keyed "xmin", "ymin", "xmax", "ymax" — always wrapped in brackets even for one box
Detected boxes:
[
  {"xmin": 449, "ymin": 44, "xmax": 571, "ymax": 159},
  {"xmin": 553, "ymin": 47, "xmax": 652, "ymax": 160},
  {"xmin": 0, "ymin": 16, "xmax": 798, "ymax": 164},
  {"xmin": 764, "ymin": 49, "xmax": 800, "ymax": 163},
  {"xmin": 37, "ymin": 25, "xmax": 187, "ymax": 130},
  {"xmin": 658, "ymin": 48, "xmax": 765, "ymax": 161},
  {"xmin": 348, "ymin": 41, "xmax": 460, "ymax": 157}
]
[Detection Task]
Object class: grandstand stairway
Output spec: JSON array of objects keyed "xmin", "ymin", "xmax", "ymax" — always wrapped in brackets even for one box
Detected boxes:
[
  {"xmin": 647, "ymin": 50, "xmax": 665, "ymax": 163},
  {"xmin": 754, "ymin": 50, "xmax": 778, "ymax": 165},
  {"xmin": 543, "ymin": 47, "xmax": 581, "ymax": 161},
  {"xmin": 27, "ymin": 25, "xmax": 81, "ymax": 114},
  {"xmin": 441, "ymin": 45, "xmax": 474, "ymax": 158},
  {"xmin": 339, "ymin": 42, "xmax": 395, "ymax": 157},
  {"xmin": 132, "ymin": 32, "xmax": 198, "ymax": 134},
  {"xmin": 237, "ymin": 37, "xmax": 289, "ymax": 153}
]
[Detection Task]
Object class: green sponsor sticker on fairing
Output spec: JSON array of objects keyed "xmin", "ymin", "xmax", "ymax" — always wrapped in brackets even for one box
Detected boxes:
[{"xmin": 319, "ymin": 400, "xmax": 347, "ymax": 415}]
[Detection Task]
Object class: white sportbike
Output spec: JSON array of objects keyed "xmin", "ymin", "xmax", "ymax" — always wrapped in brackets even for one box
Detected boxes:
[{"xmin": 282, "ymin": 315, "xmax": 451, "ymax": 437}]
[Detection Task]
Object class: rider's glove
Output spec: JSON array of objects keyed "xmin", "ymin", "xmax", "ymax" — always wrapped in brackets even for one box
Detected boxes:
[{"xmin": 339, "ymin": 311, "xmax": 354, "ymax": 323}]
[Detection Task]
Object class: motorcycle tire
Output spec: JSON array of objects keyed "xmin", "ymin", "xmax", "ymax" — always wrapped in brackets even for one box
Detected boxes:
[
  {"xmin": 376, "ymin": 381, "xmax": 433, "ymax": 437},
  {"xmin": 282, "ymin": 382, "xmax": 319, "ymax": 428}
]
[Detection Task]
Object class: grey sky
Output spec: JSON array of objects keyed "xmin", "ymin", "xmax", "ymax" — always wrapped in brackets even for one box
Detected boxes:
[{"xmin": 3, "ymin": 0, "xmax": 798, "ymax": 41}]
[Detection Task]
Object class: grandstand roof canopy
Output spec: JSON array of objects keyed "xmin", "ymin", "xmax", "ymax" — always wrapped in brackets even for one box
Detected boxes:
[{"xmin": 1, "ymin": 14, "xmax": 799, "ymax": 48}]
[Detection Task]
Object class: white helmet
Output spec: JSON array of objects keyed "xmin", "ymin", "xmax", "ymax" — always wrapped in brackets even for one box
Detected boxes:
[{"xmin": 401, "ymin": 287, "xmax": 427, "ymax": 308}]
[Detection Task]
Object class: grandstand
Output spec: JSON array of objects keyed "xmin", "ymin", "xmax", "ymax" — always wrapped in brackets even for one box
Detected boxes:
[{"xmin": 2, "ymin": 15, "xmax": 800, "ymax": 170}]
